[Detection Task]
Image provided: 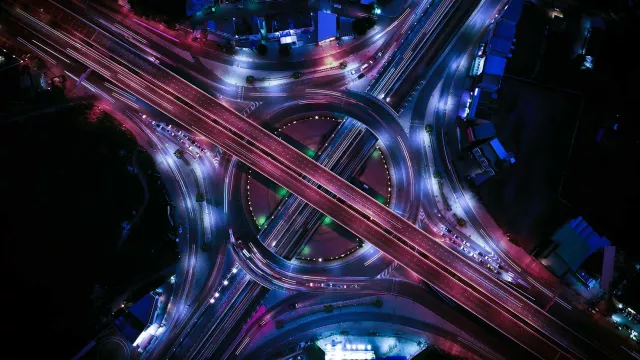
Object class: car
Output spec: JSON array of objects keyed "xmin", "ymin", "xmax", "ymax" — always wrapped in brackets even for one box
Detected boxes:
[
  {"xmin": 288, "ymin": 303, "xmax": 298, "ymax": 310},
  {"xmin": 444, "ymin": 227, "xmax": 452, "ymax": 234},
  {"xmin": 350, "ymin": 69, "xmax": 356, "ymax": 75},
  {"xmin": 453, "ymin": 234, "xmax": 460, "ymax": 239},
  {"xmin": 376, "ymin": 51, "xmax": 383, "ymax": 59},
  {"xmin": 357, "ymin": 73, "xmax": 365, "ymax": 79}
]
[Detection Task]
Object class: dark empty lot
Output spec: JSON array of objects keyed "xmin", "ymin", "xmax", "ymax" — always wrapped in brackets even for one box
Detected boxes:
[{"xmin": 476, "ymin": 77, "xmax": 582, "ymax": 252}]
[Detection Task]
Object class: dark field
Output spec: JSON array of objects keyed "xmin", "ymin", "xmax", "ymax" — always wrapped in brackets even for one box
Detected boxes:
[{"xmin": 0, "ymin": 104, "xmax": 176, "ymax": 357}]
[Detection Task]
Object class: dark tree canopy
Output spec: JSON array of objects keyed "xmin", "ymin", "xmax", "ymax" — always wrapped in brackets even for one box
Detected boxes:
[
  {"xmin": 352, "ymin": 16, "xmax": 376, "ymax": 36},
  {"xmin": 127, "ymin": 0, "xmax": 186, "ymax": 24},
  {"xmin": 279, "ymin": 43, "xmax": 292, "ymax": 57},
  {"xmin": 256, "ymin": 43, "xmax": 268, "ymax": 56}
]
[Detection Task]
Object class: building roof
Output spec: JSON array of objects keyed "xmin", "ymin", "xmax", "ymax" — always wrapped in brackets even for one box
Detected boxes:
[
  {"xmin": 317, "ymin": 11, "xmax": 337, "ymax": 42},
  {"xmin": 489, "ymin": 138, "xmax": 508, "ymax": 160},
  {"xmin": 488, "ymin": 36, "xmax": 512, "ymax": 56},
  {"xmin": 494, "ymin": 20, "xmax": 516, "ymax": 41},
  {"xmin": 470, "ymin": 122, "xmax": 496, "ymax": 141},
  {"xmin": 483, "ymin": 55, "xmax": 507, "ymax": 76},
  {"xmin": 501, "ymin": 0, "xmax": 525, "ymax": 24},
  {"xmin": 478, "ymin": 73, "xmax": 502, "ymax": 92},
  {"xmin": 129, "ymin": 293, "xmax": 158, "ymax": 325},
  {"xmin": 551, "ymin": 216, "xmax": 611, "ymax": 272}
]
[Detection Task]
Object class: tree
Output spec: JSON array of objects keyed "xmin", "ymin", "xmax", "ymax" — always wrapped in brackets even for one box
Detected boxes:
[
  {"xmin": 127, "ymin": 0, "xmax": 186, "ymax": 25},
  {"xmin": 323, "ymin": 304, "xmax": 334, "ymax": 313},
  {"xmin": 246, "ymin": 75, "xmax": 256, "ymax": 84},
  {"xmin": 174, "ymin": 149, "xmax": 184, "ymax": 160},
  {"xmin": 279, "ymin": 43, "xmax": 292, "ymax": 57},
  {"xmin": 196, "ymin": 192, "xmax": 205, "ymax": 202},
  {"xmin": 340, "ymin": 61, "xmax": 348, "ymax": 70},
  {"xmin": 373, "ymin": 297, "xmax": 383, "ymax": 308},
  {"xmin": 292, "ymin": 72, "xmax": 303, "ymax": 79},
  {"xmin": 352, "ymin": 16, "xmax": 376, "ymax": 36},
  {"xmin": 433, "ymin": 170, "xmax": 442, "ymax": 180},
  {"xmin": 256, "ymin": 43, "xmax": 268, "ymax": 56},
  {"xmin": 455, "ymin": 216, "xmax": 467, "ymax": 227},
  {"xmin": 425, "ymin": 124, "xmax": 434, "ymax": 133}
]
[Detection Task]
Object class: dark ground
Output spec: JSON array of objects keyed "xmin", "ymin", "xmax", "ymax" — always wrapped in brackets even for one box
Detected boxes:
[
  {"xmin": 475, "ymin": 3, "xmax": 581, "ymax": 252},
  {"xmin": 0, "ymin": 104, "xmax": 176, "ymax": 358},
  {"xmin": 476, "ymin": 1, "xmax": 639, "ymax": 255},
  {"xmin": 477, "ymin": 77, "xmax": 581, "ymax": 252}
]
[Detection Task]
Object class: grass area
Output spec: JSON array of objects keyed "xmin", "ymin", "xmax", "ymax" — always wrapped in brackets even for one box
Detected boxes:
[{"xmin": 1, "ymin": 103, "xmax": 176, "ymax": 357}]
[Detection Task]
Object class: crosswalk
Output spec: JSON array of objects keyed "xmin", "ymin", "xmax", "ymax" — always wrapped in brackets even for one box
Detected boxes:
[{"xmin": 241, "ymin": 101, "xmax": 262, "ymax": 117}]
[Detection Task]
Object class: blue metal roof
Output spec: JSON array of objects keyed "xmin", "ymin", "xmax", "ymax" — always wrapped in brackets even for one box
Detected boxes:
[
  {"xmin": 502, "ymin": 0, "xmax": 524, "ymax": 24},
  {"xmin": 317, "ymin": 11, "xmax": 337, "ymax": 42},
  {"xmin": 489, "ymin": 138, "xmax": 508, "ymax": 159},
  {"xmin": 484, "ymin": 55, "xmax": 507, "ymax": 76}
]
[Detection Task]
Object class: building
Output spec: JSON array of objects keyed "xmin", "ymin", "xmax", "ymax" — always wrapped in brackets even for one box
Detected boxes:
[
  {"xmin": 467, "ymin": 87, "xmax": 498, "ymax": 120},
  {"xmin": 469, "ymin": 0, "xmax": 523, "ymax": 92},
  {"xmin": 540, "ymin": 216, "xmax": 611, "ymax": 277},
  {"xmin": 317, "ymin": 11, "xmax": 337, "ymax": 43},
  {"xmin": 468, "ymin": 137, "xmax": 516, "ymax": 184},
  {"xmin": 465, "ymin": 121, "xmax": 496, "ymax": 143}
]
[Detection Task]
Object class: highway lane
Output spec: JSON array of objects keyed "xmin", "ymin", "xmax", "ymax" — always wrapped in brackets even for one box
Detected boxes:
[
  {"xmin": 2, "ymin": 0, "xmax": 528, "ymax": 358},
  {"xmin": 368, "ymin": 0, "xmax": 475, "ymax": 105},
  {"xmin": 258, "ymin": 117, "xmax": 378, "ymax": 259},
  {"xmin": 243, "ymin": 311, "xmax": 515, "ymax": 360},
  {"xmin": 0, "ymin": 19, "xmax": 219, "ymax": 349},
  {"xmin": 85, "ymin": 0, "xmax": 421, "ymax": 72},
  {"xmin": 15, "ymin": 0, "xmax": 636, "ymax": 358},
  {"xmin": 417, "ymin": 17, "xmax": 640, "ymax": 359},
  {"xmin": 51, "ymin": 0, "xmax": 427, "ymax": 103},
  {"xmin": 227, "ymin": 234, "xmax": 545, "ymax": 360},
  {"xmin": 399, "ymin": 0, "xmax": 638, "ymax": 354},
  {"xmin": 184, "ymin": 121, "xmax": 378, "ymax": 358},
  {"xmin": 5, "ymin": 4, "xmax": 615, "ymax": 358}
]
